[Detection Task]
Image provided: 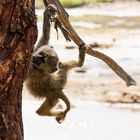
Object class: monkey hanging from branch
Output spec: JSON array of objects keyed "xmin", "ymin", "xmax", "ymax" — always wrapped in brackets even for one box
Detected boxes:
[
  {"xmin": 25, "ymin": 0, "xmax": 136, "ymax": 124},
  {"xmin": 25, "ymin": 3, "xmax": 85, "ymax": 124}
]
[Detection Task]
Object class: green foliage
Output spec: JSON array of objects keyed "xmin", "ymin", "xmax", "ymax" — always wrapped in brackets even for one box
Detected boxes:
[
  {"xmin": 60, "ymin": 0, "xmax": 112, "ymax": 8},
  {"xmin": 35, "ymin": 0, "xmax": 112, "ymax": 9},
  {"xmin": 60, "ymin": 0, "xmax": 86, "ymax": 8}
]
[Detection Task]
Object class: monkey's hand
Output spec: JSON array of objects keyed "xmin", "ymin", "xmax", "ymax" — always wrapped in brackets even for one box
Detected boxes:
[
  {"xmin": 58, "ymin": 62, "xmax": 68, "ymax": 69},
  {"xmin": 58, "ymin": 61, "xmax": 77, "ymax": 70}
]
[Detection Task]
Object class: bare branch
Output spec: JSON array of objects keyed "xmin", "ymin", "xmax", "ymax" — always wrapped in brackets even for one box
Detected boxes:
[
  {"xmin": 45, "ymin": 0, "xmax": 136, "ymax": 86},
  {"xmin": 86, "ymin": 46, "xmax": 136, "ymax": 86},
  {"xmin": 46, "ymin": 0, "xmax": 85, "ymax": 46}
]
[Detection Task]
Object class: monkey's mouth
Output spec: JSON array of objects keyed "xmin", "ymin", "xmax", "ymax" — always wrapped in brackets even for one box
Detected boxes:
[
  {"xmin": 32, "ymin": 60, "xmax": 42, "ymax": 69},
  {"xmin": 31, "ymin": 62, "xmax": 40, "ymax": 70},
  {"xmin": 50, "ymin": 67, "xmax": 58, "ymax": 72}
]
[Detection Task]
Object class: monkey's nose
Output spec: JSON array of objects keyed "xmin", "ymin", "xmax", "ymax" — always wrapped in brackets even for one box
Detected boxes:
[{"xmin": 51, "ymin": 67, "xmax": 58, "ymax": 72}]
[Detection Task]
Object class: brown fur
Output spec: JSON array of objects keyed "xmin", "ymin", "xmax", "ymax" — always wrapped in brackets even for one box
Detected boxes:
[
  {"xmin": 25, "ymin": 4, "xmax": 85, "ymax": 123},
  {"xmin": 25, "ymin": 45, "xmax": 79, "ymax": 123}
]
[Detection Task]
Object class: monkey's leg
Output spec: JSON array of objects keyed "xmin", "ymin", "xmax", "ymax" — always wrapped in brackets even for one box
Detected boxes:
[
  {"xmin": 56, "ymin": 91, "xmax": 71, "ymax": 123},
  {"xmin": 36, "ymin": 98, "xmax": 64, "ymax": 117}
]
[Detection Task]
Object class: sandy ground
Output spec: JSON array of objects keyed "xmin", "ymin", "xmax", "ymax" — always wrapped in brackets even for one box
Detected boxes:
[
  {"xmin": 23, "ymin": 1, "xmax": 140, "ymax": 140},
  {"xmin": 23, "ymin": 99, "xmax": 140, "ymax": 140}
]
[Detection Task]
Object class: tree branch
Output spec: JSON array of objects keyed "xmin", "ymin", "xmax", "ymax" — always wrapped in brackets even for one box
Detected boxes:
[
  {"xmin": 86, "ymin": 47, "xmax": 136, "ymax": 86},
  {"xmin": 45, "ymin": 0, "xmax": 136, "ymax": 86}
]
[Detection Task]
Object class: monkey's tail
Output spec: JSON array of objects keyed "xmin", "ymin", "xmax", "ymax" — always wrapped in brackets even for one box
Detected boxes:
[{"xmin": 86, "ymin": 46, "xmax": 136, "ymax": 87}]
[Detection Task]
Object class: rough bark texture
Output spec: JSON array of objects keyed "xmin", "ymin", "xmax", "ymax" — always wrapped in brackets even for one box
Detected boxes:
[{"xmin": 0, "ymin": 0, "xmax": 37, "ymax": 139}]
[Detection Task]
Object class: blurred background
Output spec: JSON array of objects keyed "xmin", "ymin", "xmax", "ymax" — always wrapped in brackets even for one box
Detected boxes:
[{"xmin": 23, "ymin": 0, "xmax": 140, "ymax": 139}]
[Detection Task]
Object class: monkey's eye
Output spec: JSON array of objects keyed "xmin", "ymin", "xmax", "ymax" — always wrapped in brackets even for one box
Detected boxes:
[
  {"xmin": 39, "ymin": 52, "xmax": 50, "ymax": 59},
  {"xmin": 39, "ymin": 51, "xmax": 45, "ymax": 56},
  {"xmin": 47, "ymin": 56, "xmax": 58, "ymax": 64}
]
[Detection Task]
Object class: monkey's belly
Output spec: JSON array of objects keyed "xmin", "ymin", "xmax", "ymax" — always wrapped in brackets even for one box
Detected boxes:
[
  {"xmin": 26, "ymin": 81, "xmax": 60, "ymax": 99},
  {"xmin": 30, "ymin": 88, "xmax": 58, "ymax": 98}
]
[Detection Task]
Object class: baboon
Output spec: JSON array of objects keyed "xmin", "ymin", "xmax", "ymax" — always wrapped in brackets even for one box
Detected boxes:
[
  {"xmin": 25, "ymin": 45, "xmax": 80, "ymax": 123},
  {"xmin": 25, "ymin": 4, "xmax": 84, "ymax": 123}
]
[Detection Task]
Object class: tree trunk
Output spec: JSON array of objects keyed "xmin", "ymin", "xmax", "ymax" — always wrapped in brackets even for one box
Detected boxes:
[{"xmin": 0, "ymin": 0, "xmax": 37, "ymax": 139}]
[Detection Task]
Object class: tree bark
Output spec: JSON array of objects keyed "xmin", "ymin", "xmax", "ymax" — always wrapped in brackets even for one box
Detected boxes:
[{"xmin": 0, "ymin": 0, "xmax": 37, "ymax": 139}]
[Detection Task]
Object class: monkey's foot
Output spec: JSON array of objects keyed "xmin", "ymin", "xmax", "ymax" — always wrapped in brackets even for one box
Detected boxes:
[
  {"xmin": 55, "ymin": 112, "xmax": 67, "ymax": 124},
  {"xmin": 55, "ymin": 116, "xmax": 65, "ymax": 124}
]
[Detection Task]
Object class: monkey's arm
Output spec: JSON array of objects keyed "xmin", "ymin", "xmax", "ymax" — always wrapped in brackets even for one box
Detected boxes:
[
  {"xmin": 35, "ymin": 2, "xmax": 51, "ymax": 50},
  {"xmin": 58, "ymin": 44, "xmax": 86, "ymax": 69},
  {"xmin": 48, "ymin": 44, "xmax": 85, "ymax": 89}
]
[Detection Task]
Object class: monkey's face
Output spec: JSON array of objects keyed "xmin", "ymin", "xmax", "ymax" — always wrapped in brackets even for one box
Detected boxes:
[{"xmin": 32, "ymin": 46, "xmax": 59, "ymax": 73}]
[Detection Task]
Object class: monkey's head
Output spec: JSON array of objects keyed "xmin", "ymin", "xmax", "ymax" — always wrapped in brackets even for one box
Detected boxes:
[{"xmin": 32, "ymin": 45, "xmax": 59, "ymax": 73}]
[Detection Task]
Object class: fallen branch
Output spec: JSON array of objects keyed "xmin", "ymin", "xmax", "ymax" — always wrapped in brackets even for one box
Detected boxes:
[{"xmin": 46, "ymin": 0, "xmax": 136, "ymax": 86}]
